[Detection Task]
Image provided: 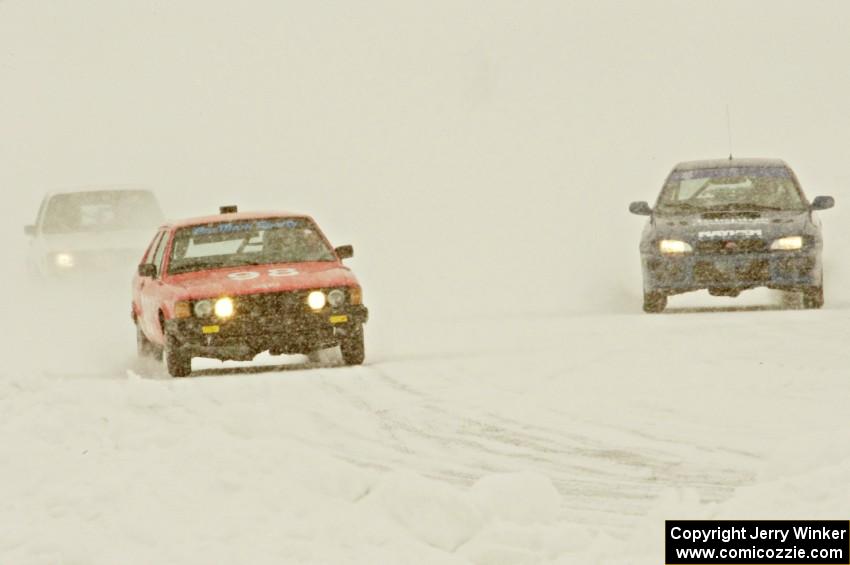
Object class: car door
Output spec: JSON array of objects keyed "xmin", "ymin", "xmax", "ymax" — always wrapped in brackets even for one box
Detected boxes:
[{"xmin": 138, "ymin": 230, "xmax": 170, "ymax": 342}]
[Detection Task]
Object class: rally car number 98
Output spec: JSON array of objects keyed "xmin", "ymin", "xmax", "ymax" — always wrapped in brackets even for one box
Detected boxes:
[{"xmin": 131, "ymin": 207, "xmax": 368, "ymax": 376}]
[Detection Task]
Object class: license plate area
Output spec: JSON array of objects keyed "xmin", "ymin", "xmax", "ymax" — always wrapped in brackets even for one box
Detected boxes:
[{"xmin": 694, "ymin": 258, "xmax": 769, "ymax": 284}]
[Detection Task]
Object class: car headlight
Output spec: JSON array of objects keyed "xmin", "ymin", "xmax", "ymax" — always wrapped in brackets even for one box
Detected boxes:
[
  {"xmin": 659, "ymin": 240, "xmax": 693, "ymax": 254},
  {"xmin": 327, "ymin": 289, "xmax": 345, "ymax": 308},
  {"xmin": 54, "ymin": 253, "xmax": 75, "ymax": 268},
  {"xmin": 214, "ymin": 297, "xmax": 234, "ymax": 318},
  {"xmin": 307, "ymin": 290, "xmax": 326, "ymax": 310},
  {"xmin": 770, "ymin": 236, "xmax": 803, "ymax": 251},
  {"xmin": 194, "ymin": 300, "xmax": 214, "ymax": 317}
]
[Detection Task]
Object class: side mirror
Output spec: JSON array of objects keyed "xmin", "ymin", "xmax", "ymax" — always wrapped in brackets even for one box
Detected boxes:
[
  {"xmin": 629, "ymin": 201, "xmax": 652, "ymax": 216},
  {"xmin": 138, "ymin": 263, "xmax": 157, "ymax": 277},
  {"xmin": 24, "ymin": 225, "xmax": 36, "ymax": 236},
  {"xmin": 811, "ymin": 195, "xmax": 835, "ymax": 211},
  {"xmin": 335, "ymin": 245, "xmax": 354, "ymax": 260}
]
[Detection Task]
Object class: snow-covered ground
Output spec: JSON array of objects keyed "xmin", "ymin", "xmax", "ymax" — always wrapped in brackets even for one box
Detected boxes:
[
  {"xmin": 3, "ymin": 273, "xmax": 849, "ymax": 564},
  {"xmin": 3, "ymin": 1, "xmax": 850, "ymax": 562}
]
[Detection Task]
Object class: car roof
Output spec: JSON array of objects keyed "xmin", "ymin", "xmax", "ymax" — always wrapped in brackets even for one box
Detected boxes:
[
  {"xmin": 165, "ymin": 211, "xmax": 309, "ymax": 230},
  {"xmin": 45, "ymin": 185, "xmax": 156, "ymax": 197},
  {"xmin": 673, "ymin": 157, "xmax": 790, "ymax": 171}
]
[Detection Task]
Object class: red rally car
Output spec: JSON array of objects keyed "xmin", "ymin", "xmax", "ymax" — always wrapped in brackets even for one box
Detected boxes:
[{"xmin": 132, "ymin": 206, "xmax": 368, "ymax": 377}]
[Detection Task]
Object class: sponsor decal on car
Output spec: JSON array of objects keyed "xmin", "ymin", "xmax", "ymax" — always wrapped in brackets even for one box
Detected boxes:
[
  {"xmin": 192, "ymin": 219, "xmax": 299, "ymax": 236},
  {"xmin": 695, "ymin": 218, "xmax": 768, "ymax": 225},
  {"xmin": 697, "ymin": 229, "xmax": 763, "ymax": 239}
]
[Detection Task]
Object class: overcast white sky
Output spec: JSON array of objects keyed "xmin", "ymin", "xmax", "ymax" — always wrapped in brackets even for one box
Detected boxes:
[{"xmin": 3, "ymin": 0, "xmax": 850, "ymax": 315}]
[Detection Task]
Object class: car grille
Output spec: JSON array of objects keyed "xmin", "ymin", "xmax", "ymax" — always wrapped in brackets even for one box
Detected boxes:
[
  {"xmin": 232, "ymin": 291, "xmax": 310, "ymax": 320},
  {"xmin": 695, "ymin": 239, "xmax": 768, "ymax": 255}
]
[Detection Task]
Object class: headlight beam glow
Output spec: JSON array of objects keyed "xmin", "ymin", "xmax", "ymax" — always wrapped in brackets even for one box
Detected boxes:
[
  {"xmin": 659, "ymin": 239, "xmax": 693, "ymax": 254},
  {"xmin": 54, "ymin": 253, "xmax": 75, "ymax": 268},
  {"xmin": 771, "ymin": 236, "xmax": 804, "ymax": 251},
  {"xmin": 307, "ymin": 291, "xmax": 327, "ymax": 311},
  {"xmin": 214, "ymin": 297, "xmax": 234, "ymax": 318}
]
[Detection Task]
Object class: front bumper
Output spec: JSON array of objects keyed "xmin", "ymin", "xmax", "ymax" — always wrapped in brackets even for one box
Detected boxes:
[
  {"xmin": 165, "ymin": 304, "xmax": 368, "ymax": 360},
  {"xmin": 641, "ymin": 250, "xmax": 821, "ymax": 294}
]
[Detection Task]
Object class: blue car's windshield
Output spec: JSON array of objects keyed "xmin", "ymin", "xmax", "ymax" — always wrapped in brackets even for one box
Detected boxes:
[{"xmin": 657, "ymin": 166, "xmax": 806, "ymax": 213}]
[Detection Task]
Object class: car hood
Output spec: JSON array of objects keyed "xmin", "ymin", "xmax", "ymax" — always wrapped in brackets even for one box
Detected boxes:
[
  {"xmin": 39, "ymin": 229, "xmax": 154, "ymax": 254},
  {"xmin": 166, "ymin": 261, "xmax": 359, "ymax": 299},
  {"xmin": 653, "ymin": 210, "xmax": 813, "ymax": 242}
]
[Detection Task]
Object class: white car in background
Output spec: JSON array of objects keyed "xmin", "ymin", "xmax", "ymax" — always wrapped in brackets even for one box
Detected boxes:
[{"xmin": 25, "ymin": 187, "xmax": 164, "ymax": 278}]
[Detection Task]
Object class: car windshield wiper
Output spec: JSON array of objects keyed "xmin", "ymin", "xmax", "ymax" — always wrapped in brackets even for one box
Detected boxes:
[
  {"xmin": 659, "ymin": 202, "xmax": 704, "ymax": 212},
  {"xmin": 183, "ymin": 259, "xmax": 221, "ymax": 269},
  {"xmin": 707, "ymin": 203, "xmax": 782, "ymax": 211},
  {"xmin": 236, "ymin": 259, "xmax": 273, "ymax": 266}
]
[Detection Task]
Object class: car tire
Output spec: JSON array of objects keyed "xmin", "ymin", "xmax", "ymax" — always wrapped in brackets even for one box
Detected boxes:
[
  {"xmin": 802, "ymin": 285, "xmax": 824, "ymax": 309},
  {"xmin": 340, "ymin": 324, "xmax": 365, "ymax": 366},
  {"xmin": 164, "ymin": 330, "xmax": 192, "ymax": 377},
  {"xmin": 136, "ymin": 324, "xmax": 161, "ymax": 359},
  {"xmin": 780, "ymin": 290, "xmax": 802, "ymax": 309},
  {"xmin": 306, "ymin": 350, "xmax": 322, "ymax": 363},
  {"xmin": 643, "ymin": 291, "xmax": 667, "ymax": 313}
]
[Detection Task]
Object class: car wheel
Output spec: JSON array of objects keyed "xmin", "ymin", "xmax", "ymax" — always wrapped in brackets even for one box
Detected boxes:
[
  {"xmin": 802, "ymin": 285, "xmax": 824, "ymax": 309},
  {"xmin": 642, "ymin": 291, "xmax": 667, "ymax": 313},
  {"xmin": 164, "ymin": 330, "xmax": 192, "ymax": 377},
  {"xmin": 136, "ymin": 324, "xmax": 161, "ymax": 359},
  {"xmin": 340, "ymin": 324, "xmax": 365, "ymax": 366}
]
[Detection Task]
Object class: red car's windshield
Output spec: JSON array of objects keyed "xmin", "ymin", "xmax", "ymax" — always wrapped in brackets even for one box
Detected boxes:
[{"xmin": 168, "ymin": 218, "xmax": 336, "ymax": 275}]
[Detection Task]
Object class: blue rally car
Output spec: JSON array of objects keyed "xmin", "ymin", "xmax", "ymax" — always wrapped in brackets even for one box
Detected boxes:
[{"xmin": 629, "ymin": 158, "xmax": 835, "ymax": 313}]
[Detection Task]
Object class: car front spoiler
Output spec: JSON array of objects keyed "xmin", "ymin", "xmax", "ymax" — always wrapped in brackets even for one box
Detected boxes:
[
  {"xmin": 164, "ymin": 305, "xmax": 368, "ymax": 360},
  {"xmin": 641, "ymin": 251, "xmax": 821, "ymax": 294}
]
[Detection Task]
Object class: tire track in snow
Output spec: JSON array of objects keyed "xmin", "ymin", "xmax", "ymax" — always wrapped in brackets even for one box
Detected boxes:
[{"xmin": 308, "ymin": 363, "xmax": 757, "ymax": 531}]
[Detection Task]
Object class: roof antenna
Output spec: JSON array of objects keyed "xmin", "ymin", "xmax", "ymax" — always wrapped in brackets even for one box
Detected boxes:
[{"xmin": 726, "ymin": 104, "xmax": 733, "ymax": 160}]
